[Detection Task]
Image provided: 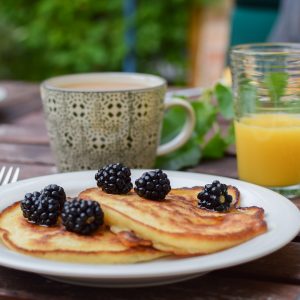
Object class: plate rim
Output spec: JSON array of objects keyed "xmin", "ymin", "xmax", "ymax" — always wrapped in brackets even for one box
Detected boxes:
[{"xmin": 0, "ymin": 170, "xmax": 299, "ymax": 280}]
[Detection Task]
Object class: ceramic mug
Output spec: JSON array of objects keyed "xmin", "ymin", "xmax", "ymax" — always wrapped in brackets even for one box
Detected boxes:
[{"xmin": 41, "ymin": 73, "xmax": 195, "ymax": 172}]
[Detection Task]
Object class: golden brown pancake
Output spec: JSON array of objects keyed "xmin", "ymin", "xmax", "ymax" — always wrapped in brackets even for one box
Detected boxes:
[
  {"xmin": 0, "ymin": 202, "xmax": 167, "ymax": 263},
  {"xmin": 79, "ymin": 186, "xmax": 267, "ymax": 255}
]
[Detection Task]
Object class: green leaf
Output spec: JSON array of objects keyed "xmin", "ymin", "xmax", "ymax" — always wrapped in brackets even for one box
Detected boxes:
[
  {"xmin": 155, "ymin": 137, "xmax": 201, "ymax": 170},
  {"xmin": 237, "ymin": 79, "xmax": 257, "ymax": 115},
  {"xmin": 224, "ymin": 122, "xmax": 235, "ymax": 146},
  {"xmin": 214, "ymin": 83, "xmax": 234, "ymax": 119},
  {"xmin": 265, "ymin": 72, "xmax": 289, "ymax": 103},
  {"xmin": 202, "ymin": 132, "xmax": 227, "ymax": 159},
  {"xmin": 192, "ymin": 100, "xmax": 217, "ymax": 139},
  {"xmin": 158, "ymin": 84, "xmax": 234, "ymax": 169},
  {"xmin": 160, "ymin": 106, "xmax": 186, "ymax": 144}
]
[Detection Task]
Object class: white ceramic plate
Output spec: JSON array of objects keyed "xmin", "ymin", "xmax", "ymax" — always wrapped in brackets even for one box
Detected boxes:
[{"xmin": 0, "ymin": 170, "xmax": 299, "ymax": 287}]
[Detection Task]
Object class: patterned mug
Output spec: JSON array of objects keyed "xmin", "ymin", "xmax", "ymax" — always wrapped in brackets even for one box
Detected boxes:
[{"xmin": 41, "ymin": 73, "xmax": 195, "ymax": 171}]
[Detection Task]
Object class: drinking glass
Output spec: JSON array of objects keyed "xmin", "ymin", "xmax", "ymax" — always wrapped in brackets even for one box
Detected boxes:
[{"xmin": 230, "ymin": 43, "xmax": 300, "ymax": 198}]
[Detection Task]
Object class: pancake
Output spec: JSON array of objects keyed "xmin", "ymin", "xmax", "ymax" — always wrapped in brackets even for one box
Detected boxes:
[
  {"xmin": 0, "ymin": 202, "xmax": 167, "ymax": 263},
  {"xmin": 79, "ymin": 186, "xmax": 267, "ymax": 255}
]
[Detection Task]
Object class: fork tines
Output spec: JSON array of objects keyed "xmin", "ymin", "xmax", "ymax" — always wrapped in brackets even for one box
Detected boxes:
[{"xmin": 0, "ymin": 166, "xmax": 20, "ymax": 185}]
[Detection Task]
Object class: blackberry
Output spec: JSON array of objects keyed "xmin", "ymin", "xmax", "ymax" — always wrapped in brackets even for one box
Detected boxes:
[
  {"xmin": 95, "ymin": 163, "xmax": 133, "ymax": 194},
  {"xmin": 197, "ymin": 180, "xmax": 232, "ymax": 212},
  {"xmin": 62, "ymin": 198, "xmax": 104, "ymax": 235},
  {"xmin": 41, "ymin": 184, "xmax": 66, "ymax": 209},
  {"xmin": 134, "ymin": 169, "xmax": 171, "ymax": 200},
  {"xmin": 20, "ymin": 192, "xmax": 60, "ymax": 226}
]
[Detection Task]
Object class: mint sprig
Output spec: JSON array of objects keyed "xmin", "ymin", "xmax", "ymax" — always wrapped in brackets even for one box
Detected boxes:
[
  {"xmin": 265, "ymin": 72, "xmax": 288, "ymax": 104},
  {"xmin": 155, "ymin": 83, "xmax": 235, "ymax": 170}
]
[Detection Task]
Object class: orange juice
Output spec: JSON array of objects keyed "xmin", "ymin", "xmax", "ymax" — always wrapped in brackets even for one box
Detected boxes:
[{"xmin": 235, "ymin": 114, "xmax": 300, "ymax": 187}]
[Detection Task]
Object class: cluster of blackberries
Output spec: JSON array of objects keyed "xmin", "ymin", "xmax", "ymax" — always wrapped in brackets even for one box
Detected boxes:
[
  {"xmin": 21, "ymin": 184, "xmax": 104, "ymax": 235},
  {"xmin": 197, "ymin": 180, "xmax": 232, "ymax": 212},
  {"xmin": 21, "ymin": 184, "xmax": 66, "ymax": 227},
  {"xmin": 95, "ymin": 163, "xmax": 171, "ymax": 201},
  {"xmin": 62, "ymin": 198, "xmax": 104, "ymax": 235},
  {"xmin": 134, "ymin": 169, "xmax": 171, "ymax": 201},
  {"xmin": 95, "ymin": 163, "xmax": 133, "ymax": 194}
]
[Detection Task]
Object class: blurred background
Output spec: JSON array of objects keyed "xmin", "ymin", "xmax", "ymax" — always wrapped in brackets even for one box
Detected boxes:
[{"xmin": 0, "ymin": 0, "xmax": 281, "ymax": 87}]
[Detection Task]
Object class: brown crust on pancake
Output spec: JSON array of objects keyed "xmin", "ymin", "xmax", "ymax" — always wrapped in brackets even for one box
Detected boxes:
[
  {"xmin": 79, "ymin": 186, "xmax": 267, "ymax": 255},
  {"xmin": 0, "ymin": 202, "xmax": 168, "ymax": 263},
  {"xmin": 116, "ymin": 231, "xmax": 152, "ymax": 248},
  {"xmin": 0, "ymin": 184, "xmax": 267, "ymax": 260},
  {"xmin": 101, "ymin": 202, "xmax": 267, "ymax": 239}
]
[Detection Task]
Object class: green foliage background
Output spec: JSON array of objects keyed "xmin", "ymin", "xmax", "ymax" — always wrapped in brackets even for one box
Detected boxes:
[
  {"xmin": 155, "ymin": 83, "xmax": 234, "ymax": 170},
  {"xmin": 0, "ymin": 0, "xmax": 220, "ymax": 82},
  {"xmin": 0, "ymin": 0, "xmax": 234, "ymax": 170}
]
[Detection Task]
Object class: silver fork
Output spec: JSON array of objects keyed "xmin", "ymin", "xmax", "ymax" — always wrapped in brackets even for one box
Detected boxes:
[{"xmin": 0, "ymin": 166, "xmax": 20, "ymax": 185}]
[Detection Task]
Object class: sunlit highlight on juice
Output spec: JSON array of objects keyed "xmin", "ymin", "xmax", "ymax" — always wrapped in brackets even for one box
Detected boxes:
[{"xmin": 235, "ymin": 114, "xmax": 300, "ymax": 187}]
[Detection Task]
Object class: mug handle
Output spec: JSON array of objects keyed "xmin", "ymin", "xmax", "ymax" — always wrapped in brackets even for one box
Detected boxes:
[{"xmin": 156, "ymin": 97, "xmax": 196, "ymax": 156}]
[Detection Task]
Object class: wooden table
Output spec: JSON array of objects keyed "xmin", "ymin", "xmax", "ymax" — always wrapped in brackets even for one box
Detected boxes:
[{"xmin": 0, "ymin": 81, "xmax": 299, "ymax": 299}]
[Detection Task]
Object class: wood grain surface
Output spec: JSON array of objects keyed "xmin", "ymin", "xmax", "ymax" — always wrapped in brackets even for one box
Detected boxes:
[{"xmin": 0, "ymin": 81, "xmax": 299, "ymax": 300}]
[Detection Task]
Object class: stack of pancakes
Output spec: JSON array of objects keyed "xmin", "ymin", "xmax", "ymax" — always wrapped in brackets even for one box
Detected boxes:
[{"xmin": 0, "ymin": 186, "xmax": 267, "ymax": 263}]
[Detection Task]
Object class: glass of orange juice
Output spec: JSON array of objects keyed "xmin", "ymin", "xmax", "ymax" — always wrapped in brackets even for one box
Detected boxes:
[{"xmin": 230, "ymin": 43, "xmax": 300, "ymax": 198}]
